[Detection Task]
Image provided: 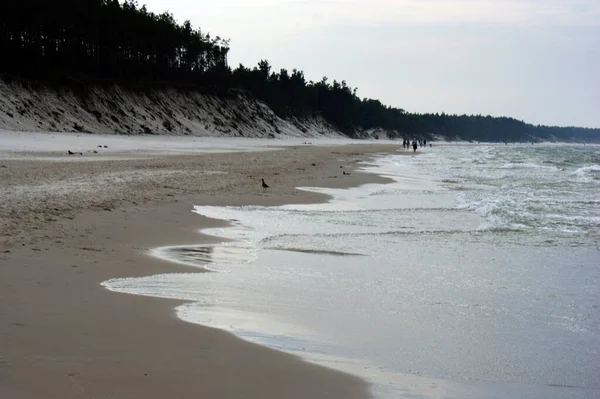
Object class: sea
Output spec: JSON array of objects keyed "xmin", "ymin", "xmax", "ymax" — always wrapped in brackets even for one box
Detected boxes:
[{"xmin": 103, "ymin": 143, "xmax": 600, "ymax": 399}]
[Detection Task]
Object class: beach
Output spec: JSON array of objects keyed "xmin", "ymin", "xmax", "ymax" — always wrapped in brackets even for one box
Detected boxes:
[{"xmin": 0, "ymin": 134, "xmax": 400, "ymax": 399}]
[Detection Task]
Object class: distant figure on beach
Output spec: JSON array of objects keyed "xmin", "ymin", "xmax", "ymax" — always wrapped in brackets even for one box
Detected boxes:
[
  {"xmin": 412, "ymin": 140, "xmax": 418, "ymax": 153},
  {"xmin": 423, "ymin": 139, "xmax": 427, "ymax": 147},
  {"xmin": 261, "ymin": 178, "xmax": 269, "ymax": 192}
]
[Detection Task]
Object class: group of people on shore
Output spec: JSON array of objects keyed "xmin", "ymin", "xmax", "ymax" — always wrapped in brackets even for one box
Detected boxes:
[{"xmin": 402, "ymin": 138, "xmax": 428, "ymax": 152}]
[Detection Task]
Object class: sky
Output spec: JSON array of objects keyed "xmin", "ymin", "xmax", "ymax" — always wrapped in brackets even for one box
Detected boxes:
[{"xmin": 140, "ymin": 0, "xmax": 599, "ymax": 128}]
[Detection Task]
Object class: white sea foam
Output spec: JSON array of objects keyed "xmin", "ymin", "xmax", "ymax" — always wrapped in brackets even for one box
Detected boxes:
[
  {"xmin": 500, "ymin": 162, "xmax": 559, "ymax": 171},
  {"xmin": 574, "ymin": 164, "xmax": 600, "ymax": 174},
  {"xmin": 573, "ymin": 164, "xmax": 600, "ymax": 182}
]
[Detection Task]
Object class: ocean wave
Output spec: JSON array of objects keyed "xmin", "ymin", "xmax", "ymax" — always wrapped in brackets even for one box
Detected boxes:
[
  {"xmin": 258, "ymin": 227, "xmax": 528, "ymax": 248},
  {"xmin": 573, "ymin": 164, "xmax": 600, "ymax": 182},
  {"xmin": 527, "ymin": 198, "xmax": 600, "ymax": 205},
  {"xmin": 544, "ymin": 214, "xmax": 600, "ymax": 223},
  {"xmin": 102, "ymin": 273, "xmax": 206, "ymax": 301},
  {"xmin": 455, "ymin": 201, "xmax": 598, "ymax": 236},
  {"xmin": 500, "ymin": 162, "xmax": 559, "ymax": 171}
]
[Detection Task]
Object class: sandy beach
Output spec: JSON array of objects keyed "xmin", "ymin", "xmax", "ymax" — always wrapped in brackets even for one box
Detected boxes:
[{"xmin": 0, "ymin": 136, "xmax": 401, "ymax": 399}]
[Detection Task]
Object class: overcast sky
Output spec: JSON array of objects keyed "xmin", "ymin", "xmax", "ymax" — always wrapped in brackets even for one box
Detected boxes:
[{"xmin": 141, "ymin": 0, "xmax": 599, "ymax": 128}]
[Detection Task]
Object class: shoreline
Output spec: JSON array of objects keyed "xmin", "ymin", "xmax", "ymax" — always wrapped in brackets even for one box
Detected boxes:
[{"xmin": 0, "ymin": 140, "xmax": 403, "ymax": 398}]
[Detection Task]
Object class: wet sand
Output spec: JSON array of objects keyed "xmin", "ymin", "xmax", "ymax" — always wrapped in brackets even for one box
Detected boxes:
[{"xmin": 0, "ymin": 140, "xmax": 401, "ymax": 399}]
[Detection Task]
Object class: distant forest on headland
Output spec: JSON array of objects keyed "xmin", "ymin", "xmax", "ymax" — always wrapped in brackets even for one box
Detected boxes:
[{"xmin": 1, "ymin": 0, "xmax": 598, "ymax": 142}]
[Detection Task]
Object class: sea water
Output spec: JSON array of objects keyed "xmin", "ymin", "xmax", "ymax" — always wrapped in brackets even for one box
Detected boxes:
[{"xmin": 103, "ymin": 144, "xmax": 600, "ymax": 398}]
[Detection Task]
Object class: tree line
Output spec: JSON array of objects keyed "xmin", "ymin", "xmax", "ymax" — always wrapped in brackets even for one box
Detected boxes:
[
  {"xmin": 1, "ymin": 0, "xmax": 598, "ymax": 142},
  {"xmin": 0, "ymin": 0, "xmax": 229, "ymax": 83}
]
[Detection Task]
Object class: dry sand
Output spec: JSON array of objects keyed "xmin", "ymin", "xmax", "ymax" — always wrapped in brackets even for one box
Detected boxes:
[{"xmin": 0, "ymin": 141, "xmax": 404, "ymax": 399}]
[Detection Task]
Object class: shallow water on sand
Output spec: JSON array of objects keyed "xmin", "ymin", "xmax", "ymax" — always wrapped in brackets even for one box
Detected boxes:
[{"xmin": 104, "ymin": 144, "xmax": 600, "ymax": 398}]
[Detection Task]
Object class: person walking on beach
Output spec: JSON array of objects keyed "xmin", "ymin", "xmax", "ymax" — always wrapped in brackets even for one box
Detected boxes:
[{"xmin": 412, "ymin": 139, "xmax": 418, "ymax": 153}]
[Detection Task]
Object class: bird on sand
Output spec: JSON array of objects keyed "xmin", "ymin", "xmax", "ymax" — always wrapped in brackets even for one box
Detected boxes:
[{"xmin": 261, "ymin": 178, "xmax": 269, "ymax": 191}]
